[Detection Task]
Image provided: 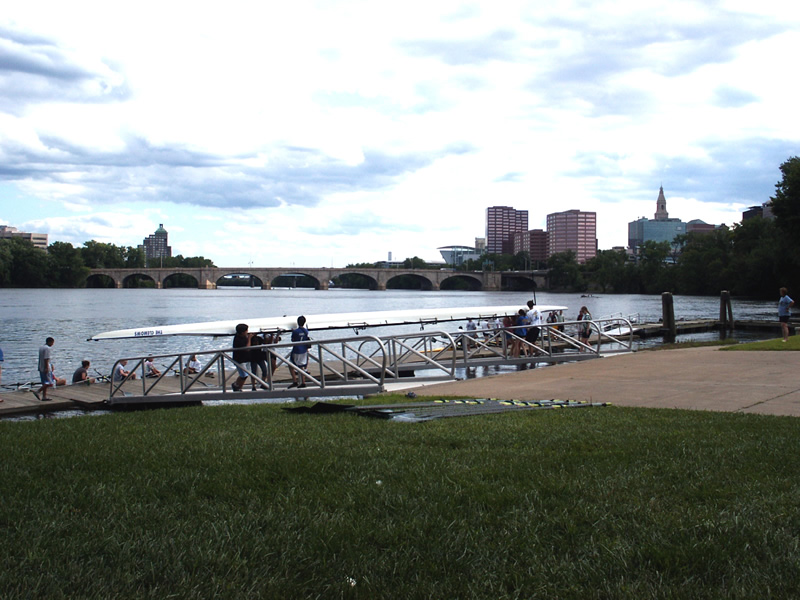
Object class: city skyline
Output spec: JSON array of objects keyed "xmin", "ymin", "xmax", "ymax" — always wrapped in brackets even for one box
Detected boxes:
[{"xmin": 2, "ymin": 2, "xmax": 798, "ymax": 267}]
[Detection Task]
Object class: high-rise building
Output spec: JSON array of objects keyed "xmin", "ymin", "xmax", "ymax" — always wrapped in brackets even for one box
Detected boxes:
[
  {"xmin": 628, "ymin": 187, "xmax": 686, "ymax": 250},
  {"xmin": 546, "ymin": 210, "xmax": 597, "ymax": 264},
  {"xmin": 140, "ymin": 223, "xmax": 172, "ymax": 264},
  {"xmin": 0, "ymin": 225, "xmax": 48, "ymax": 251},
  {"xmin": 529, "ymin": 229, "xmax": 548, "ymax": 264},
  {"xmin": 511, "ymin": 229, "xmax": 548, "ymax": 265},
  {"xmin": 486, "ymin": 206, "xmax": 528, "ymax": 254}
]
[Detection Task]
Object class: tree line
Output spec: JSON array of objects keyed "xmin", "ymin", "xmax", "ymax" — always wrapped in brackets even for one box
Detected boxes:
[{"xmin": 0, "ymin": 239, "xmax": 215, "ymax": 288}]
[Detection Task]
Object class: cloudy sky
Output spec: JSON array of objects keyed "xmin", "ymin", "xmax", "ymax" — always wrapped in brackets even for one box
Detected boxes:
[{"xmin": 2, "ymin": 0, "xmax": 798, "ymax": 267}]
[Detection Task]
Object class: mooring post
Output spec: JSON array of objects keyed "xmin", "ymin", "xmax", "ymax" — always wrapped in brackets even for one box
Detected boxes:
[
  {"xmin": 719, "ymin": 290, "xmax": 733, "ymax": 335},
  {"xmin": 662, "ymin": 292, "xmax": 676, "ymax": 342}
]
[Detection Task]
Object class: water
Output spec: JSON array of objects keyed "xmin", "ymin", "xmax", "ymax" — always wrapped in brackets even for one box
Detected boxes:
[{"xmin": 0, "ymin": 287, "xmax": 780, "ymax": 387}]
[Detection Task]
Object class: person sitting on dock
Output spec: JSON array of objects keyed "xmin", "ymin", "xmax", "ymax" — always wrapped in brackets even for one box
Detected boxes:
[
  {"xmin": 72, "ymin": 360, "xmax": 96, "ymax": 384},
  {"xmin": 144, "ymin": 356, "xmax": 161, "ymax": 378},
  {"xmin": 184, "ymin": 354, "xmax": 202, "ymax": 375},
  {"xmin": 288, "ymin": 316, "xmax": 310, "ymax": 389},
  {"xmin": 113, "ymin": 359, "xmax": 137, "ymax": 382}
]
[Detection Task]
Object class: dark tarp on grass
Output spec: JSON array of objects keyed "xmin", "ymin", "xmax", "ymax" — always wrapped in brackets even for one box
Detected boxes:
[{"xmin": 283, "ymin": 399, "xmax": 609, "ymax": 422}]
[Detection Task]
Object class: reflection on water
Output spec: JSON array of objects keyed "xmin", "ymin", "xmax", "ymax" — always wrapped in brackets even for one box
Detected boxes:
[{"xmin": 0, "ymin": 287, "xmax": 781, "ymax": 387}]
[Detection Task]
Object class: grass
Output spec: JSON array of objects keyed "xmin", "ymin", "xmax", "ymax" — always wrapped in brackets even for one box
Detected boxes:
[
  {"xmin": 3, "ymin": 401, "xmax": 800, "ymax": 599},
  {"xmin": 721, "ymin": 335, "xmax": 800, "ymax": 351}
]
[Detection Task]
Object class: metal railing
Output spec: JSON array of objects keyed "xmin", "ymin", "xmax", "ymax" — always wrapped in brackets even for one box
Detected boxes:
[
  {"xmin": 107, "ymin": 334, "xmax": 389, "ymax": 405},
  {"xmin": 105, "ymin": 318, "xmax": 633, "ymax": 405}
]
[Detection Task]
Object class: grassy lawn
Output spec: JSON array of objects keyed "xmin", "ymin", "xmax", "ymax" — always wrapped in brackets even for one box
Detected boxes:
[
  {"xmin": 3, "ymin": 401, "xmax": 800, "ymax": 599},
  {"xmin": 721, "ymin": 335, "xmax": 800, "ymax": 351}
]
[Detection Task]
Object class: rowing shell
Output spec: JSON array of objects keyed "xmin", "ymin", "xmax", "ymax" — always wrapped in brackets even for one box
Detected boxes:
[{"xmin": 88, "ymin": 304, "xmax": 568, "ymax": 341}]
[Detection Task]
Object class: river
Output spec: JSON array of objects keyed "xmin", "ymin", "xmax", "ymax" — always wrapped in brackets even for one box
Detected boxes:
[{"xmin": 0, "ymin": 287, "xmax": 781, "ymax": 387}]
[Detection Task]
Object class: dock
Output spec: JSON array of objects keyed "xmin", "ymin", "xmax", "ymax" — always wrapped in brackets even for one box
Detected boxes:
[{"xmin": 1, "ymin": 316, "xmax": 791, "ymax": 419}]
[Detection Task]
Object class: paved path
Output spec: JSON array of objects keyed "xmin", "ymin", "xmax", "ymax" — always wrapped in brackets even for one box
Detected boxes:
[{"xmin": 411, "ymin": 346, "xmax": 800, "ymax": 417}]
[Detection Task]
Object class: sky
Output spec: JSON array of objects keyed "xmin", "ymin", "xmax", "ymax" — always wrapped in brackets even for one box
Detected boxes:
[{"xmin": 1, "ymin": 1, "xmax": 799, "ymax": 268}]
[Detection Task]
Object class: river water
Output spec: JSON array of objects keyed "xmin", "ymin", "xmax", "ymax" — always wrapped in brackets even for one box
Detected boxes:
[{"xmin": 0, "ymin": 287, "xmax": 781, "ymax": 387}]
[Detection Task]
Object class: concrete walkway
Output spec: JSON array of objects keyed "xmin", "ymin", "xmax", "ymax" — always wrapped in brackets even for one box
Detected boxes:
[{"xmin": 410, "ymin": 346, "xmax": 800, "ymax": 417}]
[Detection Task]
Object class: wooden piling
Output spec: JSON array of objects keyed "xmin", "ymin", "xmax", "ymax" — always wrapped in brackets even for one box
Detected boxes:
[
  {"xmin": 662, "ymin": 292, "xmax": 676, "ymax": 341},
  {"xmin": 719, "ymin": 290, "xmax": 734, "ymax": 333}
]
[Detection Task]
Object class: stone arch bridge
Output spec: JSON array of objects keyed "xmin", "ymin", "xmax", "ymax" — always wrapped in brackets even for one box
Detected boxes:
[{"xmin": 88, "ymin": 267, "xmax": 549, "ymax": 291}]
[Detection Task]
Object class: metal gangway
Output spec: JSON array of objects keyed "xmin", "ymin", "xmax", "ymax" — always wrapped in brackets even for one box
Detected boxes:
[{"xmin": 106, "ymin": 317, "xmax": 634, "ymax": 406}]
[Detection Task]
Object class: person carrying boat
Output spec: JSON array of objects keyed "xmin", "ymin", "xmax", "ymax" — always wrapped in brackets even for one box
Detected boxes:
[
  {"xmin": 288, "ymin": 316, "xmax": 310, "ymax": 389},
  {"xmin": 231, "ymin": 323, "xmax": 253, "ymax": 392},
  {"xmin": 250, "ymin": 334, "xmax": 269, "ymax": 390},
  {"xmin": 578, "ymin": 306, "xmax": 592, "ymax": 350},
  {"xmin": 525, "ymin": 300, "xmax": 542, "ymax": 347}
]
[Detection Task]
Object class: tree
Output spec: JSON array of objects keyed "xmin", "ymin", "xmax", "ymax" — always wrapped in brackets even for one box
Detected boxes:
[
  {"xmin": 402, "ymin": 256, "xmax": 428, "ymax": 269},
  {"xmin": 47, "ymin": 241, "xmax": 89, "ymax": 287},
  {"xmin": 638, "ymin": 240, "xmax": 674, "ymax": 294},
  {"xmin": 0, "ymin": 237, "xmax": 49, "ymax": 287},
  {"xmin": 675, "ymin": 229, "xmax": 733, "ymax": 295},
  {"xmin": 771, "ymin": 156, "xmax": 800, "ymax": 239},
  {"xmin": 547, "ymin": 251, "xmax": 585, "ymax": 291},
  {"xmin": 583, "ymin": 249, "xmax": 628, "ymax": 293},
  {"xmin": 81, "ymin": 241, "xmax": 126, "ymax": 268}
]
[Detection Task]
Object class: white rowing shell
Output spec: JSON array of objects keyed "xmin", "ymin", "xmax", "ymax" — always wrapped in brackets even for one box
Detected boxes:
[{"xmin": 89, "ymin": 304, "xmax": 568, "ymax": 341}]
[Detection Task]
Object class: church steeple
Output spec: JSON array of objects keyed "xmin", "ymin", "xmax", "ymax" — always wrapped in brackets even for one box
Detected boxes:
[{"xmin": 654, "ymin": 186, "xmax": 669, "ymax": 220}]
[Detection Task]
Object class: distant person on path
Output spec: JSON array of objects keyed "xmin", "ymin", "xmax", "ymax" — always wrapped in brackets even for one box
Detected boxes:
[
  {"xmin": 289, "ymin": 316, "xmax": 310, "ymax": 389},
  {"xmin": 0, "ymin": 345, "xmax": 4, "ymax": 388},
  {"xmin": 36, "ymin": 337, "xmax": 56, "ymax": 401},
  {"xmin": 113, "ymin": 359, "xmax": 137, "ymax": 382},
  {"xmin": 779, "ymin": 287, "xmax": 795, "ymax": 342},
  {"xmin": 231, "ymin": 324, "xmax": 253, "ymax": 392},
  {"xmin": 578, "ymin": 306, "xmax": 592, "ymax": 350},
  {"xmin": 72, "ymin": 360, "xmax": 96, "ymax": 384}
]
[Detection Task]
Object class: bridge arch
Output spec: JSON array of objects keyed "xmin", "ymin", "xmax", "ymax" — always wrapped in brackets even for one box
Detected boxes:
[
  {"xmin": 385, "ymin": 272, "xmax": 436, "ymax": 291},
  {"xmin": 440, "ymin": 273, "xmax": 483, "ymax": 291}
]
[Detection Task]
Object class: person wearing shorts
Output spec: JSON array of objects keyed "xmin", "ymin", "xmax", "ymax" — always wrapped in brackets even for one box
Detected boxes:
[
  {"xmin": 289, "ymin": 316, "xmax": 310, "ymax": 389},
  {"xmin": 37, "ymin": 337, "xmax": 55, "ymax": 401},
  {"xmin": 231, "ymin": 323, "xmax": 252, "ymax": 392},
  {"xmin": 779, "ymin": 287, "xmax": 794, "ymax": 342}
]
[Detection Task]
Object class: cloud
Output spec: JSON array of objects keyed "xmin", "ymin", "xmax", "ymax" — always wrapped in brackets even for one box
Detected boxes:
[
  {"xmin": 399, "ymin": 29, "xmax": 518, "ymax": 66},
  {"xmin": 711, "ymin": 85, "xmax": 759, "ymax": 108},
  {"xmin": 0, "ymin": 26, "xmax": 130, "ymax": 112},
  {"xmin": 1, "ymin": 129, "xmax": 470, "ymax": 212},
  {"xmin": 530, "ymin": 7, "xmax": 786, "ymax": 114}
]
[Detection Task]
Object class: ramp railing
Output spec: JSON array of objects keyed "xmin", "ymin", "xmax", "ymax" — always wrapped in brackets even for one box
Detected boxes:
[
  {"xmin": 107, "ymin": 334, "xmax": 389, "ymax": 404},
  {"xmin": 105, "ymin": 318, "xmax": 633, "ymax": 405}
]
